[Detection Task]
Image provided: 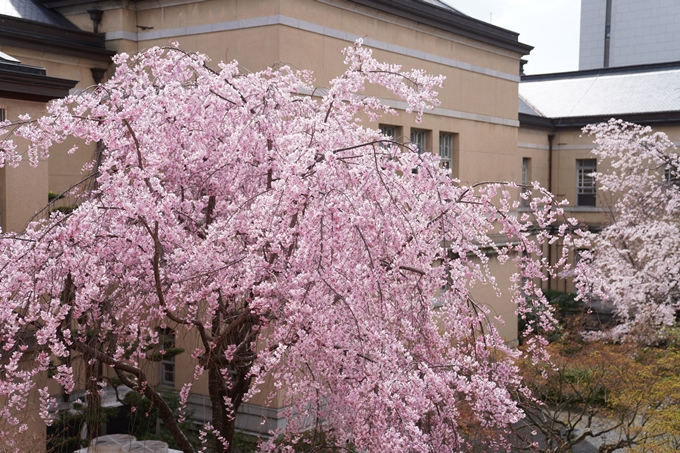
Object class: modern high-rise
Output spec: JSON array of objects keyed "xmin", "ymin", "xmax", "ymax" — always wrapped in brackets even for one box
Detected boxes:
[{"xmin": 580, "ymin": 0, "xmax": 680, "ymax": 69}]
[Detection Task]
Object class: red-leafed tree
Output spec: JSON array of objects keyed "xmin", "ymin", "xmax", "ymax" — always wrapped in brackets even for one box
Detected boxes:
[{"xmin": 0, "ymin": 43, "xmax": 586, "ymax": 453}]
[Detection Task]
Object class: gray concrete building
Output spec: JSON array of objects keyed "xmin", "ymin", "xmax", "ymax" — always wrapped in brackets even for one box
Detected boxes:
[{"xmin": 579, "ymin": 0, "xmax": 680, "ymax": 69}]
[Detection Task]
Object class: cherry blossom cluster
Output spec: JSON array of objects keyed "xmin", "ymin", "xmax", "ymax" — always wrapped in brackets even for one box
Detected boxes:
[
  {"xmin": 0, "ymin": 42, "xmax": 587, "ymax": 453},
  {"xmin": 583, "ymin": 120, "xmax": 680, "ymax": 340}
]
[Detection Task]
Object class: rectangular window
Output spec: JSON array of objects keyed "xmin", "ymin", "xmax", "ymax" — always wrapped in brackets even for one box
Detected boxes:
[
  {"xmin": 410, "ymin": 129, "xmax": 429, "ymax": 174},
  {"xmin": 440, "ymin": 132, "xmax": 460, "ymax": 178},
  {"xmin": 439, "ymin": 133, "xmax": 452, "ymax": 169},
  {"xmin": 577, "ymin": 159, "xmax": 597, "ymax": 206},
  {"xmin": 0, "ymin": 108, "xmax": 5, "ymax": 122},
  {"xmin": 378, "ymin": 124, "xmax": 401, "ymax": 148},
  {"xmin": 160, "ymin": 329, "xmax": 176, "ymax": 385},
  {"xmin": 410, "ymin": 129, "xmax": 428, "ymax": 154},
  {"xmin": 378, "ymin": 124, "xmax": 397, "ymax": 147},
  {"xmin": 521, "ymin": 158, "xmax": 531, "ymax": 207},
  {"xmin": 664, "ymin": 162, "xmax": 679, "ymax": 186},
  {"xmin": 379, "ymin": 124, "xmax": 396, "ymax": 140}
]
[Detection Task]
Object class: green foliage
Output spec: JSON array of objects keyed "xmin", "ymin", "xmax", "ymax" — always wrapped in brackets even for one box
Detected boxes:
[
  {"xmin": 51, "ymin": 205, "xmax": 75, "ymax": 215},
  {"xmin": 122, "ymin": 390, "xmax": 200, "ymax": 450},
  {"xmin": 273, "ymin": 430, "xmax": 357, "ymax": 453},
  {"xmin": 233, "ymin": 432, "xmax": 261, "ymax": 453},
  {"xmin": 46, "ymin": 404, "xmax": 118, "ymax": 453},
  {"xmin": 518, "ymin": 290, "xmax": 583, "ymax": 344},
  {"xmin": 541, "ymin": 289, "xmax": 582, "ymax": 316},
  {"xmin": 517, "ymin": 317, "xmax": 680, "ymax": 452}
]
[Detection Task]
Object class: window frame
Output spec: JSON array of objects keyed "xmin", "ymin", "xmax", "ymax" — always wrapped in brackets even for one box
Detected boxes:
[
  {"xmin": 439, "ymin": 132, "xmax": 453, "ymax": 169},
  {"xmin": 159, "ymin": 328, "xmax": 176, "ymax": 386},
  {"xmin": 576, "ymin": 158, "xmax": 597, "ymax": 206},
  {"xmin": 521, "ymin": 157, "xmax": 531, "ymax": 207},
  {"xmin": 378, "ymin": 124, "xmax": 401, "ymax": 148},
  {"xmin": 410, "ymin": 128, "xmax": 428, "ymax": 155},
  {"xmin": 664, "ymin": 162, "xmax": 680, "ymax": 187}
]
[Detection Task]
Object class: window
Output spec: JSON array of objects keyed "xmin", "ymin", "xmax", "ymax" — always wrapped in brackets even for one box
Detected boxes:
[
  {"xmin": 159, "ymin": 328, "xmax": 176, "ymax": 385},
  {"xmin": 439, "ymin": 132, "xmax": 459, "ymax": 178},
  {"xmin": 379, "ymin": 124, "xmax": 396, "ymax": 140},
  {"xmin": 664, "ymin": 162, "xmax": 679, "ymax": 187},
  {"xmin": 410, "ymin": 129, "xmax": 428, "ymax": 154},
  {"xmin": 379, "ymin": 124, "xmax": 400, "ymax": 148},
  {"xmin": 439, "ymin": 133, "xmax": 452, "ymax": 169},
  {"xmin": 410, "ymin": 129, "xmax": 429, "ymax": 174},
  {"xmin": 577, "ymin": 159, "xmax": 597, "ymax": 206},
  {"xmin": 378, "ymin": 124, "xmax": 397, "ymax": 148},
  {"xmin": 575, "ymin": 248, "xmax": 592, "ymax": 266},
  {"xmin": 0, "ymin": 108, "xmax": 5, "ymax": 122},
  {"xmin": 521, "ymin": 158, "xmax": 531, "ymax": 207}
]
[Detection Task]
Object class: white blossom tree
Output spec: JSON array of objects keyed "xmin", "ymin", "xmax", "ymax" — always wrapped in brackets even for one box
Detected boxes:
[{"xmin": 584, "ymin": 120, "xmax": 680, "ymax": 339}]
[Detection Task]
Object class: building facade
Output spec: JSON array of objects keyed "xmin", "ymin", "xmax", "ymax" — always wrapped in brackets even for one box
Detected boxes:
[
  {"xmin": 519, "ymin": 60, "xmax": 680, "ymax": 291},
  {"xmin": 580, "ymin": 0, "xmax": 680, "ymax": 69},
  {"xmin": 0, "ymin": 1, "xmax": 113, "ymax": 232}
]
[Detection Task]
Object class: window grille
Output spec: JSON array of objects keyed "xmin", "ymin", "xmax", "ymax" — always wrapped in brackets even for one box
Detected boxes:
[
  {"xmin": 160, "ymin": 328, "xmax": 176, "ymax": 385},
  {"xmin": 378, "ymin": 124, "xmax": 399, "ymax": 149},
  {"xmin": 521, "ymin": 158, "xmax": 531, "ymax": 207},
  {"xmin": 664, "ymin": 162, "xmax": 680, "ymax": 186},
  {"xmin": 439, "ymin": 133, "xmax": 452, "ymax": 169},
  {"xmin": 410, "ymin": 129, "xmax": 427, "ymax": 154},
  {"xmin": 577, "ymin": 159, "xmax": 596, "ymax": 206}
]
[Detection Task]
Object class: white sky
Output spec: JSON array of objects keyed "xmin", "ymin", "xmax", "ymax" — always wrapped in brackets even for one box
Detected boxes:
[{"xmin": 443, "ymin": 0, "xmax": 582, "ymax": 75}]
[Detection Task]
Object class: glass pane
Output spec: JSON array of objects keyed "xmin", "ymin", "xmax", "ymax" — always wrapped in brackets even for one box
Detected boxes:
[{"xmin": 411, "ymin": 130, "xmax": 426, "ymax": 154}]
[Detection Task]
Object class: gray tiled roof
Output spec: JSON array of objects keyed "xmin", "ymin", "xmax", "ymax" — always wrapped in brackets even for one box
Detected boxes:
[
  {"xmin": 519, "ymin": 68, "xmax": 680, "ymax": 118},
  {"xmin": 0, "ymin": 0, "xmax": 77, "ymax": 29},
  {"xmin": 518, "ymin": 96, "xmax": 542, "ymax": 116}
]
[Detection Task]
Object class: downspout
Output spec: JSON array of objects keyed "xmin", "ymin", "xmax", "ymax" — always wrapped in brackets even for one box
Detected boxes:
[
  {"xmin": 547, "ymin": 133, "xmax": 555, "ymax": 291},
  {"xmin": 87, "ymin": 9, "xmax": 103, "ymax": 34},
  {"xmin": 604, "ymin": 0, "xmax": 613, "ymax": 67},
  {"xmin": 548, "ymin": 133, "xmax": 554, "ymax": 194}
]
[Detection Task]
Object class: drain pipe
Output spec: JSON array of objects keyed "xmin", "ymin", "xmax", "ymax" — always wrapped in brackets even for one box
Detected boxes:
[
  {"xmin": 547, "ymin": 133, "xmax": 555, "ymax": 291},
  {"xmin": 88, "ymin": 9, "xmax": 103, "ymax": 34}
]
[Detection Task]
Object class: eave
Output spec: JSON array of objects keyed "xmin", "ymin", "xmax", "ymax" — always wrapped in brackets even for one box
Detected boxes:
[
  {"xmin": 519, "ymin": 111, "xmax": 680, "ymax": 131},
  {"xmin": 0, "ymin": 15, "xmax": 115, "ymax": 63},
  {"xmin": 348, "ymin": 0, "xmax": 533, "ymax": 55},
  {"xmin": 0, "ymin": 63, "xmax": 78, "ymax": 102}
]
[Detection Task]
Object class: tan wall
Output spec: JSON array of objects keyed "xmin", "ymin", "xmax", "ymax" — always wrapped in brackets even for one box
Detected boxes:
[
  {"xmin": 0, "ymin": 367, "xmax": 48, "ymax": 453},
  {"xmin": 66, "ymin": 0, "xmax": 522, "ymax": 123},
  {"xmin": 0, "ymin": 45, "xmax": 108, "ymax": 231},
  {"xmin": 0, "ymin": 99, "xmax": 49, "ymax": 232},
  {"xmin": 470, "ymin": 255, "xmax": 520, "ymax": 343},
  {"xmin": 517, "ymin": 127, "xmax": 550, "ymax": 189},
  {"xmin": 0, "ymin": 45, "xmax": 104, "ymax": 88}
]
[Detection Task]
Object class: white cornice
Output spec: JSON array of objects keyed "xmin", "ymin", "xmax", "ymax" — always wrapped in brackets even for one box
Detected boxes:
[
  {"xmin": 380, "ymin": 98, "xmax": 519, "ymax": 127},
  {"xmin": 518, "ymin": 142, "xmax": 550, "ymax": 150}
]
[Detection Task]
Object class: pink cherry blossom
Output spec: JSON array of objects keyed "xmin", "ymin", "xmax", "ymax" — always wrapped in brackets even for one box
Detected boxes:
[{"xmin": 0, "ymin": 42, "xmax": 588, "ymax": 453}]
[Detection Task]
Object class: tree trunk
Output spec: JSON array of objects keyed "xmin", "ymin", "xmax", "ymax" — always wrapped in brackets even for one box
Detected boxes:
[{"xmin": 84, "ymin": 349, "xmax": 101, "ymax": 440}]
